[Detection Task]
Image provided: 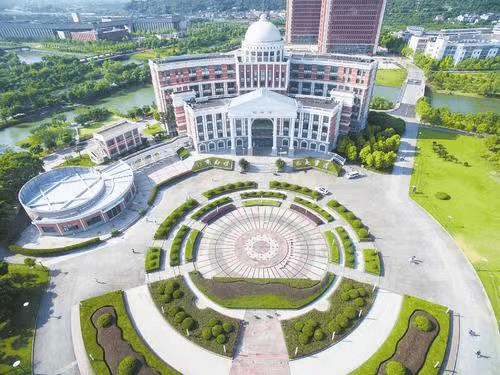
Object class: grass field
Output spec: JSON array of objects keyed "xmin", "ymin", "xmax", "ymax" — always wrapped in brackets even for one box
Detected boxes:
[
  {"xmin": 410, "ymin": 127, "xmax": 500, "ymax": 325},
  {"xmin": 0, "ymin": 264, "xmax": 49, "ymax": 374},
  {"xmin": 375, "ymin": 68, "xmax": 408, "ymax": 87},
  {"xmin": 79, "ymin": 114, "xmax": 126, "ymax": 137}
]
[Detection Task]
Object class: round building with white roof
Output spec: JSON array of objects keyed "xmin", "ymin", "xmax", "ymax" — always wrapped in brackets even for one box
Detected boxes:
[{"xmin": 19, "ymin": 161, "xmax": 135, "ymax": 235}]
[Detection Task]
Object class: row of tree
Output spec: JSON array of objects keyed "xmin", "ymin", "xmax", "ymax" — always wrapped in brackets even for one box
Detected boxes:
[{"xmin": 416, "ymin": 96, "xmax": 500, "ymax": 134}]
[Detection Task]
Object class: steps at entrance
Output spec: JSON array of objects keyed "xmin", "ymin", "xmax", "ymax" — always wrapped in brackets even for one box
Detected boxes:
[{"xmin": 248, "ymin": 162, "xmax": 277, "ymax": 173}]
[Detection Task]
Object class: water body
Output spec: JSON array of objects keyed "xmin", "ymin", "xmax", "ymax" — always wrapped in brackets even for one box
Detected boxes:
[
  {"xmin": 373, "ymin": 85, "xmax": 401, "ymax": 102},
  {"xmin": 430, "ymin": 92, "xmax": 500, "ymax": 115},
  {"xmin": 0, "ymin": 85, "xmax": 155, "ymax": 150}
]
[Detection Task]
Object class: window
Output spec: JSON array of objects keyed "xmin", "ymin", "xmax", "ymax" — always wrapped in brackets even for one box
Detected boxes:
[
  {"xmin": 106, "ymin": 204, "xmax": 122, "ymax": 219},
  {"xmin": 63, "ymin": 224, "xmax": 79, "ymax": 232},
  {"xmin": 86, "ymin": 216, "xmax": 102, "ymax": 226},
  {"xmin": 301, "ymin": 141, "xmax": 307, "ymax": 149},
  {"xmin": 41, "ymin": 226, "xmax": 56, "ymax": 233}
]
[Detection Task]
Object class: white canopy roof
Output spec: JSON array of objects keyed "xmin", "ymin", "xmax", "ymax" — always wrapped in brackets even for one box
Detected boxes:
[{"xmin": 229, "ymin": 89, "xmax": 298, "ymax": 118}]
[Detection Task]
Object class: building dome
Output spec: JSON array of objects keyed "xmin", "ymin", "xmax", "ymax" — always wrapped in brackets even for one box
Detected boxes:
[{"xmin": 244, "ymin": 14, "xmax": 282, "ymax": 44}]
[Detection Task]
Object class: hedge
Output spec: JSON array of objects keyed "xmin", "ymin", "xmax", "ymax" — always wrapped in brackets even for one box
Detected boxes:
[
  {"xmin": 154, "ymin": 199, "xmax": 199, "ymax": 240},
  {"xmin": 336, "ymin": 227, "xmax": 355, "ymax": 268},
  {"xmin": 292, "ymin": 158, "xmax": 342, "ymax": 176},
  {"xmin": 8, "ymin": 237, "xmax": 102, "ymax": 256},
  {"xmin": 242, "ymin": 199, "xmax": 282, "ymax": 207},
  {"xmin": 323, "ymin": 231, "xmax": 340, "ymax": 263},
  {"xmin": 327, "ymin": 199, "xmax": 373, "ymax": 241},
  {"xmin": 176, "ymin": 147, "xmax": 190, "ymax": 160},
  {"xmin": 191, "ymin": 197, "xmax": 233, "ymax": 220},
  {"xmin": 240, "ymin": 191, "xmax": 286, "ymax": 199},
  {"xmin": 202, "ymin": 181, "xmax": 257, "ymax": 199},
  {"xmin": 269, "ymin": 181, "xmax": 322, "ymax": 200},
  {"xmin": 170, "ymin": 225, "xmax": 190, "ymax": 266},
  {"xmin": 145, "ymin": 247, "xmax": 162, "ymax": 273},
  {"xmin": 80, "ymin": 291, "xmax": 179, "ymax": 375},
  {"xmin": 363, "ymin": 249, "xmax": 381, "ymax": 276},
  {"xmin": 192, "ymin": 157, "xmax": 234, "ymax": 172},
  {"xmin": 294, "ymin": 197, "xmax": 334, "ymax": 222},
  {"xmin": 185, "ymin": 229, "xmax": 200, "ymax": 262},
  {"xmin": 147, "ymin": 170, "xmax": 195, "ymax": 205}
]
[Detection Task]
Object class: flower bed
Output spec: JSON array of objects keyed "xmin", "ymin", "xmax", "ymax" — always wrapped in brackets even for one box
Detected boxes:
[
  {"xmin": 294, "ymin": 197, "xmax": 334, "ymax": 222},
  {"xmin": 191, "ymin": 197, "xmax": 233, "ymax": 220},
  {"xmin": 336, "ymin": 227, "xmax": 355, "ymax": 268},
  {"xmin": 292, "ymin": 158, "xmax": 342, "ymax": 176},
  {"xmin": 147, "ymin": 170, "xmax": 195, "ymax": 205},
  {"xmin": 269, "ymin": 180, "xmax": 321, "ymax": 200},
  {"xmin": 363, "ymin": 249, "xmax": 381, "ymax": 276},
  {"xmin": 185, "ymin": 229, "xmax": 200, "ymax": 262},
  {"xmin": 290, "ymin": 204, "xmax": 324, "ymax": 225},
  {"xmin": 202, "ymin": 181, "xmax": 257, "ymax": 199},
  {"xmin": 192, "ymin": 157, "xmax": 234, "ymax": 172},
  {"xmin": 170, "ymin": 225, "xmax": 190, "ymax": 266},
  {"xmin": 8, "ymin": 237, "xmax": 102, "ymax": 256},
  {"xmin": 240, "ymin": 191, "xmax": 286, "ymax": 199},
  {"xmin": 145, "ymin": 247, "xmax": 162, "ymax": 273},
  {"xmin": 153, "ymin": 198, "xmax": 199, "ymax": 240},
  {"xmin": 323, "ymin": 231, "xmax": 340, "ymax": 263},
  {"xmin": 327, "ymin": 199, "xmax": 373, "ymax": 241}
]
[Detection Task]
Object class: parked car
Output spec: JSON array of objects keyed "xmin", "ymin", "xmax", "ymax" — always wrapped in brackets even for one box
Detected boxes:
[
  {"xmin": 345, "ymin": 169, "xmax": 362, "ymax": 179},
  {"xmin": 316, "ymin": 186, "xmax": 329, "ymax": 195}
]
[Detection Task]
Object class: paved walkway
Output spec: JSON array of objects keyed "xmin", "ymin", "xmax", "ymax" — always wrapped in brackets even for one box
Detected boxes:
[{"xmin": 289, "ymin": 290, "xmax": 403, "ymax": 375}]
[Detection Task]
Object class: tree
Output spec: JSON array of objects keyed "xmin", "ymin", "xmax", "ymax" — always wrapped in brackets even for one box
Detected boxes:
[
  {"xmin": 0, "ymin": 151, "xmax": 44, "ymax": 203},
  {"xmin": 346, "ymin": 144, "xmax": 358, "ymax": 161},
  {"xmin": 24, "ymin": 258, "xmax": 36, "ymax": 268},
  {"xmin": 239, "ymin": 158, "xmax": 249, "ymax": 172},
  {"xmin": 275, "ymin": 158, "xmax": 285, "ymax": 172},
  {"xmin": 0, "ymin": 278, "xmax": 17, "ymax": 322},
  {"xmin": 0, "ymin": 259, "xmax": 8, "ymax": 275}
]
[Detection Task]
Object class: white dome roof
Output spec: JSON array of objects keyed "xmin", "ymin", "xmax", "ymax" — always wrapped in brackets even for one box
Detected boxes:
[{"xmin": 244, "ymin": 15, "xmax": 282, "ymax": 44}]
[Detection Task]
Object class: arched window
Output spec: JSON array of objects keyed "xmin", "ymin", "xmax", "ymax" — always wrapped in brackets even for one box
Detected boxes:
[
  {"xmin": 209, "ymin": 143, "xmax": 215, "ymax": 150},
  {"xmin": 293, "ymin": 140, "xmax": 298, "ymax": 147},
  {"xmin": 218, "ymin": 141, "xmax": 225, "ymax": 149},
  {"xmin": 282, "ymin": 139, "xmax": 289, "ymax": 147},
  {"xmin": 310, "ymin": 143, "xmax": 317, "ymax": 150},
  {"xmin": 301, "ymin": 141, "xmax": 307, "ymax": 149},
  {"xmin": 319, "ymin": 144, "xmax": 326, "ymax": 152},
  {"xmin": 227, "ymin": 140, "xmax": 231, "ymax": 148},
  {"xmin": 236, "ymin": 139, "xmax": 243, "ymax": 147},
  {"xmin": 199, "ymin": 144, "xmax": 206, "ymax": 152}
]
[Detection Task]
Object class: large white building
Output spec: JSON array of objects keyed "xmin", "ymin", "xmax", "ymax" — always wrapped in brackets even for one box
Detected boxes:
[
  {"xmin": 409, "ymin": 27, "xmax": 500, "ymax": 64},
  {"xmin": 149, "ymin": 15, "xmax": 379, "ymax": 156}
]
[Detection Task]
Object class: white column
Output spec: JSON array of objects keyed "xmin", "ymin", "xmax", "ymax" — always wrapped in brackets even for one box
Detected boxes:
[
  {"xmin": 247, "ymin": 119, "xmax": 253, "ymax": 156},
  {"xmin": 230, "ymin": 118, "xmax": 236, "ymax": 155},
  {"xmin": 272, "ymin": 117, "xmax": 278, "ymax": 156},
  {"xmin": 289, "ymin": 117, "xmax": 295, "ymax": 157}
]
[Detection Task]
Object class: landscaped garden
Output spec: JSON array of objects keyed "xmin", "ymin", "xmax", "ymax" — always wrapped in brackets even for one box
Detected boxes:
[
  {"xmin": 170, "ymin": 225, "xmax": 190, "ymax": 266},
  {"xmin": 0, "ymin": 262, "xmax": 49, "ymax": 375},
  {"xmin": 363, "ymin": 249, "xmax": 381, "ymax": 276},
  {"xmin": 202, "ymin": 181, "xmax": 257, "ymax": 199},
  {"xmin": 185, "ymin": 229, "xmax": 200, "ymax": 262},
  {"xmin": 293, "ymin": 197, "xmax": 334, "ymax": 222},
  {"xmin": 192, "ymin": 157, "xmax": 234, "ymax": 172},
  {"xmin": 410, "ymin": 127, "xmax": 500, "ymax": 325},
  {"xmin": 240, "ymin": 191, "xmax": 286, "ymax": 199},
  {"xmin": 241, "ymin": 199, "xmax": 282, "ymax": 207},
  {"xmin": 153, "ymin": 198, "xmax": 199, "ymax": 239},
  {"xmin": 149, "ymin": 277, "xmax": 241, "ymax": 357},
  {"xmin": 292, "ymin": 158, "xmax": 342, "ymax": 175},
  {"xmin": 269, "ymin": 181, "xmax": 322, "ymax": 200},
  {"xmin": 80, "ymin": 291, "xmax": 179, "ymax": 375},
  {"xmin": 281, "ymin": 278, "xmax": 375, "ymax": 358},
  {"xmin": 191, "ymin": 197, "xmax": 233, "ymax": 220},
  {"xmin": 351, "ymin": 296, "xmax": 449, "ymax": 375},
  {"xmin": 190, "ymin": 272, "xmax": 334, "ymax": 309},
  {"xmin": 145, "ymin": 247, "xmax": 162, "ymax": 273},
  {"xmin": 336, "ymin": 227, "xmax": 356, "ymax": 268},
  {"xmin": 323, "ymin": 231, "xmax": 340, "ymax": 263},
  {"xmin": 327, "ymin": 199, "xmax": 372, "ymax": 241},
  {"xmin": 375, "ymin": 68, "xmax": 408, "ymax": 87}
]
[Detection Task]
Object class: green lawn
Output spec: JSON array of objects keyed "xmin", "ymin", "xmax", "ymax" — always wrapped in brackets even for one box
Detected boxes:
[
  {"xmin": 410, "ymin": 127, "xmax": 500, "ymax": 325},
  {"xmin": 80, "ymin": 291, "xmax": 179, "ymax": 375},
  {"xmin": 143, "ymin": 122, "xmax": 164, "ymax": 135},
  {"xmin": 351, "ymin": 295, "xmax": 449, "ymax": 375},
  {"xmin": 57, "ymin": 154, "xmax": 96, "ymax": 168},
  {"xmin": 0, "ymin": 264, "xmax": 49, "ymax": 374},
  {"xmin": 241, "ymin": 199, "xmax": 282, "ymax": 207},
  {"xmin": 375, "ymin": 68, "xmax": 408, "ymax": 87},
  {"xmin": 79, "ymin": 114, "xmax": 126, "ymax": 137}
]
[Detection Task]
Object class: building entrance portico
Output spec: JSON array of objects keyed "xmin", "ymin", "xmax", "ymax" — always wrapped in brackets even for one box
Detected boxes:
[{"xmin": 251, "ymin": 119, "xmax": 274, "ymax": 155}]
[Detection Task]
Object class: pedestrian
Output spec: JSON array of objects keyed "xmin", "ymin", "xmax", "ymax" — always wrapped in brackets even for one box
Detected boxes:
[
  {"xmin": 132, "ymin": 248, "xmax": 136, "ymax": 254},
  {"xmin": 475, "ymin": 350, "xmax": 481, "ymax": 358},
  {"xmin": 411, "ymin": 255, "xmax": 416, "ymax": 262}
]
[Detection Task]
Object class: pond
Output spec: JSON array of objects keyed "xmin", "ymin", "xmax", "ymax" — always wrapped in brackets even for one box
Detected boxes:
[
  {"xmin": 429, "ymin": 92, "xmax": 500, "ymax": 115},
  {"xmin": 373, "ymin": 85, "xmax": 401, "ymax": 103},
  {"xmin": 0, "ymin": 85, "xmax": 155, "ymax": 150}
]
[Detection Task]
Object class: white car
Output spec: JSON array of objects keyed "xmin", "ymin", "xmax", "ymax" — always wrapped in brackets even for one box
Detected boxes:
[
  {"xmin": 316, "ymin": 186, "xmax": 329, "ymax": 195},
  {"xmin": 345, "ymin": 170, "xmax": 362, "ymax": 179}
]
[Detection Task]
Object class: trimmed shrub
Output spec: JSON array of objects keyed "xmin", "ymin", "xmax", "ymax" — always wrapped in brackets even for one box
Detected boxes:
[
  {"xmin": 327, "ymin": 320, "xmax": 341, "ymax": 334},
  {"xmin": 354, "ymin": 297, "xmax": 365, "ymax": 307},
  {"xmin": 298, "ymin": 333, "xmax": 310, "ymax": 345},
  {"xmin": 351, "ymin": 219, "xmax": 363, "ymax": 228},
  {"xmin": 341, "ymin": 292, "xmax": 351, "ymax": 301},
  {"xmin": 294, "ymin": 321, "xmax": 304, "ymax": 332},
  {"xmin": 0, "ymin": 259, "xmax": 8, "ymax": 275},
  {"xmin": 414, "ymin": 314, "xmax": 433, "ymax": 332},
  {"xmin": 167, "ymin": 305, "xmax": 179, "ymax": 316},
  {"xmin": 118, "ymin": 356, "xmax": 140, "ymax": 375},
  {"xmin": 181, "ymin": 317, "xmax": 195, "ymax": 331},
  {"xmin": 174, "ymin": 311, "xmax": 187, "ymax": 323},
  {"xmin": 348, "ymin": 289, "xmax": 360, "ymax": 299},
  {"xmin": 314, "ymin": 328, "xmax": 324, "ymax": 341},
  {"xmin": 357, "ymin": 287, "xmax": 368, "ymax": 297},
  {"xmin": 222, "ymin": 322, "xmax": 233, "ymax": 333},
  {"xmin": 216, "ymin": 334, "xmax": 227, "ymax": 344},
  {"xmin": 386, "ymin": 360, "xmax": 407, "ymax": 375},
  {"xmin": 207, "ymin": 318, "xmax": 220, "ymax": 327},
  {"xmin": 202, "ymin": 327, "xmax": 213, "ymax": 340},
  {"xmin": 8, "ymin": 237, "xmax": 102, "ymax": 256},
  {"xmin": 212, "ymin": 324, "xmax": 223, "ymax": 337},
  {"xmin": 344, "ymin": 307, "xmax": 357, "ymax": 320},
  {"xmin": 336, "ymin": 315, "xmax": 350, "ymax": 329},
  {"xmin": 435, "ymin": 192, "xmax": 451, "ymax": 200},
  {"xmin": 173, "ymin": 289, "xmax": 184, "ymax": 299},
  {"xmin": 96, "ymin": 312, "xmax": 114, "ymax": 328}
]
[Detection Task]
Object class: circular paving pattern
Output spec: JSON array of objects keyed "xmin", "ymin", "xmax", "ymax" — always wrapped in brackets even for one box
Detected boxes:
[{"xmin": 196, "ymin": 205, "xmax": 328, "ymax": 279}]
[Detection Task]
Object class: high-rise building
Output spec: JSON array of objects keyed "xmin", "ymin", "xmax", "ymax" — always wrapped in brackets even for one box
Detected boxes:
[
  {"xmin": 317, "ymin": 0, "xmax": 387, "ymax": 55},
  {"xmin": 285, "ymin": 0, "xmax": 323, "ymax": 44},
  {"xmin": 286, "ymin": 0, "xmax": 387, "ymax": 55}
]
